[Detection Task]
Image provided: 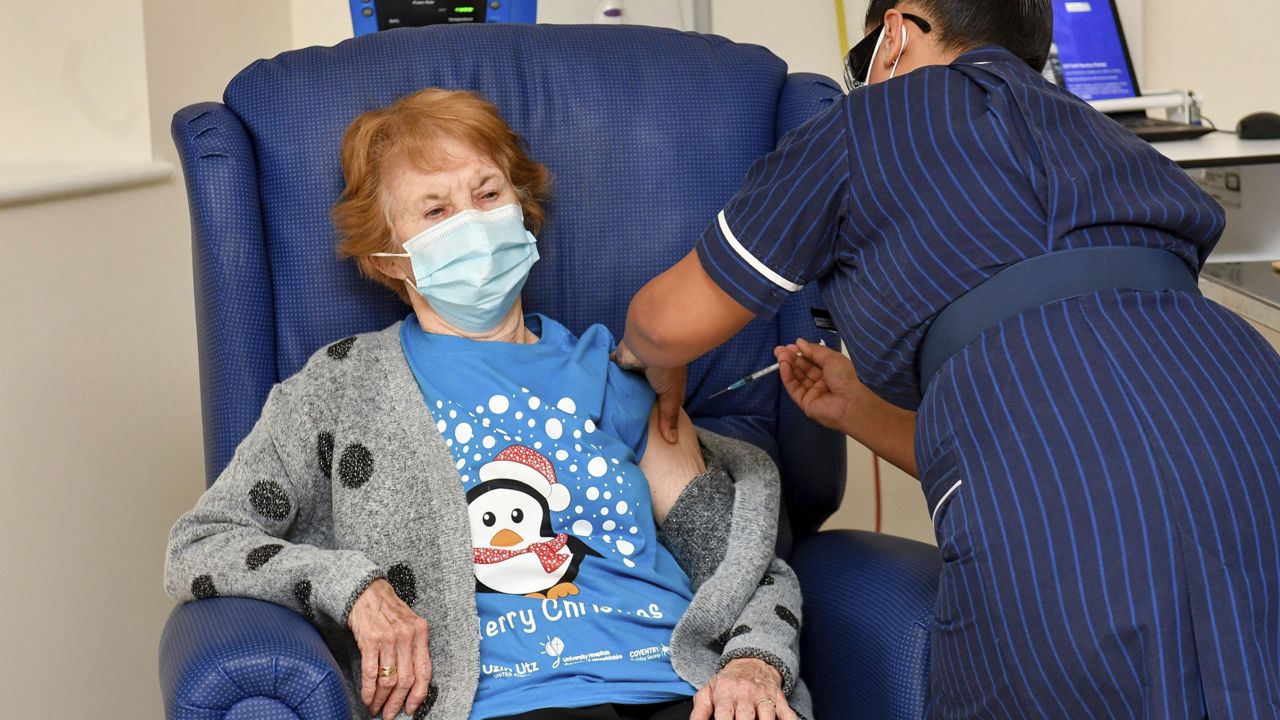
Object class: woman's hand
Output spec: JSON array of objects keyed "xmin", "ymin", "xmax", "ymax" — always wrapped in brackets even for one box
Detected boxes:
[
  {"xmin": 776, "ymin": 338, "xmax": 919, "ymax": 477},
  {"xmin": 691, "ymin": 658, "xmax": 796, "ymax": 720},
  {"xmin": 348, "ymin": 578, "xmax": 433, "ymax": 720}
]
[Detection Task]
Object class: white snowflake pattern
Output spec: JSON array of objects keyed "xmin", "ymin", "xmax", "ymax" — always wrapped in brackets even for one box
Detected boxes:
[{"xmin": 429, "ymin": 390, "xmax": 648, "ymax": 562}]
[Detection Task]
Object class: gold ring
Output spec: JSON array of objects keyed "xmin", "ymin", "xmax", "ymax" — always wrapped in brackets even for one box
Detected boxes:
[
  {"xmin": 756, "ymin": 697, "xmax": 777, "ymax": 709},
  {"xmin": 378, "ymin": 665, "xmax": 397, "ymax": 678}
]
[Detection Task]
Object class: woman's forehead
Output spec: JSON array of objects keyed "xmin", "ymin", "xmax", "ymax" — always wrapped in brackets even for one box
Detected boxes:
[
  {"xmin": 386, "ymin": 138, "xmax": 507, "ymax": 195},
  {"xmin": 395, "ymin": 134, "xmax": 502, "ymax": 177}
]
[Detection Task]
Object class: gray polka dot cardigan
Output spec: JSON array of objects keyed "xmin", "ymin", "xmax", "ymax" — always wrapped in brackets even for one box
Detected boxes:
[{"xmin": 164, "ymin": 323, "xmax": 813, "ymax": 719}]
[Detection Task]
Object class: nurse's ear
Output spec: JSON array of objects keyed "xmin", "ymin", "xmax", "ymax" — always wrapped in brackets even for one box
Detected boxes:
[
  {"xmin": 869, "ymin": 8, "xmax": 961, "ymax": 83},
  {"xmin": 879, "ymin": 10, "xmax": 910, "ymax": 72}
]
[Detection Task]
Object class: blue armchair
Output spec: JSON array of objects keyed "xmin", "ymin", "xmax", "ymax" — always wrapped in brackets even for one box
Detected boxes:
[{"xmin": 160, "ymin": 24, "xmax": 941, "ymax": 719}]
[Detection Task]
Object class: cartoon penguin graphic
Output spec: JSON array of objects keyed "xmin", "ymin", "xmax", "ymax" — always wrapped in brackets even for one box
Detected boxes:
[{"xmin": 468, "ymin": 445, "xmax": 601, "ymax": 600}]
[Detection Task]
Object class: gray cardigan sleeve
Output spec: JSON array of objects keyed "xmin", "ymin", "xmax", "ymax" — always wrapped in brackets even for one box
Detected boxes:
[
  {"xmin": 660, "ymin": 445, "xmax": 805, "ymax": 695},
  {"xmin": 713, "ymin": 557, "xmax": 804, "ymax": 695},
  {"xmin": 163, "ymin": 382, "xmax": 383, "ymax": 627}
]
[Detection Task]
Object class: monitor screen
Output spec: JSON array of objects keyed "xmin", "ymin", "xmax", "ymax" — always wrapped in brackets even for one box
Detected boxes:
[
  {"xmin": 374, "ymin": 0, "xmax": 486, "ymax": 31},
  {"xmin": 1048, "ymin": 0, "xmax": 1138, "ymax": 101}
]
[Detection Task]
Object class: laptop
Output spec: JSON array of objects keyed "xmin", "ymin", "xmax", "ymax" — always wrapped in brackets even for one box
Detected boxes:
[{"xmin": 1045, "ymin": 0, "xmax": 1213, "ymax": 142}]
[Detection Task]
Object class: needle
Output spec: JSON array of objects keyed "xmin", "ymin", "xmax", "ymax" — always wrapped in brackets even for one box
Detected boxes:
[
  {"xmin": 709, "ymin": 363, "xmax": 782, "ymax": 399},
  {"xmin": 708, "ymin": 339, "xmax": 826, "ymax": 399}
]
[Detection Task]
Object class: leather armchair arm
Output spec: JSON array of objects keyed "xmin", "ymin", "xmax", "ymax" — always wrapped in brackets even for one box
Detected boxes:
[{"xmin": 159, "ymin": 597, "xmax": 351, "ymax": 719}]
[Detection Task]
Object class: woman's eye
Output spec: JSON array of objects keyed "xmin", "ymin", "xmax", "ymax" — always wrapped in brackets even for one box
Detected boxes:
[
  {"xmin": 481, "ymin": 191, "xmax": 499, "ymax": 200},
  {"xmin": 482, "ymin": 511, "xmax": 496, "ymax": 527},
  {"xmin": 425, "ymin": 207, "xmax": 444, "ymax": 218},
  {"xmin": 511, "ymin": 508, "xmax": 524, "ymax": 523}
]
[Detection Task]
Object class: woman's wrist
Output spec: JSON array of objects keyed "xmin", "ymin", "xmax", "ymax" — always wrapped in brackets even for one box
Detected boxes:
[{"xmin": 723, "ymin": 657, "xmax": 783, "ymax": 687}]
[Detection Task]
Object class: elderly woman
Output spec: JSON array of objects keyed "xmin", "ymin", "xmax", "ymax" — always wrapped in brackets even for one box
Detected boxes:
[{"xmin": 164, "ymin": 88, "xmax": 812, "ymax": 720}]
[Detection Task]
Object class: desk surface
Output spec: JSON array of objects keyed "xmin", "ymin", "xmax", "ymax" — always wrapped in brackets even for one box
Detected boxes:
[
  {"xmin": 1203, "ymin": 262, "xmax": 1280, "ymax": 308},
  {"xmin": 1157, "ymin": 132, "xmax": 1280, "ymax": 168},
  {"xmin": 1202, "ymin": 262, "xmax": 1280, "ymax": 332}
]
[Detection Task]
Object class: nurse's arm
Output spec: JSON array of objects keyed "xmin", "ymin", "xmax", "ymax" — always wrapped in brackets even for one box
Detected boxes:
[
  {"xmin": 778, "ymin": 338, "xmax": 919, "ymax": 478},
  {"xmin": 622, "ymin": 249, "xmax": 756, "ymax": 368}
]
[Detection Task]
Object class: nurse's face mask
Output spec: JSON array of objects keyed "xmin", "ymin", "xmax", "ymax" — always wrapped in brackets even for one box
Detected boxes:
[
  {"xmin": 374, "ymin": 202, "xmax": 539, "ymax": 333},
  {"xmin": 844, "ymin": 12, "xmax": 933, "ymax": 90}
]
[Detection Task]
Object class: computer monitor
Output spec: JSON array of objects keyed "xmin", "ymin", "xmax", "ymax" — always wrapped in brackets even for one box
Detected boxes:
[
  {"xmin": 1048, "ymin": 0, "xmax": 1142, "ymax": 101},
  {"xmin": 350, "ymin": 0, "xmax": 538, "ymax": 36}
]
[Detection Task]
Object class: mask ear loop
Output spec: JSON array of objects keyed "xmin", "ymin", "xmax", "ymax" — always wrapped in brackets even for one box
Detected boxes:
[
  {"xmin": 862, "ymin": 27, "xmax": 887, "ymax": 87},
  {"xmin": 368, "ymin": 252, "xmax": 417, "ymax": 292},
  {"xmin": 889, "ymin": 22, "xmax": 909, "ymax": 80}
]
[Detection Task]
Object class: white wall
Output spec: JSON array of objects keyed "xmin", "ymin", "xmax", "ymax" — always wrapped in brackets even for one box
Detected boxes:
[
  {"xmin": 0, "ymin": 183, "xmax": 203, "ymax": 716},
  {"xmin": 1116, "ymin": 0, "xmax": 1145, "ymax": 81},
  {"xmin": 292, "ymin": 0, "xmax": 352, "ymax": 50},
  {"xmin": 0, "ymin": 1, "xmax": 293, "ymax": 715},
  {"xmin": 0, "ymin": 1, "xmax": 152, "ymax": 163},
  {"xmin": 712, "ymin": 0, "xmax": 847, "ymax": 81},
  {"xmin": 1145, "ymin": 0, "xmax": 1280, "ymax": 128},
  {"xmin": 536, "ymin": 0, "xmax": 694, "ymax": 28}
]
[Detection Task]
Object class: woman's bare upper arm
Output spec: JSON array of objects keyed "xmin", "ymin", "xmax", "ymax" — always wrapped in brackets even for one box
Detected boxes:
[{"xmin": 639, "ymin": 405, "xmax": 706, "ymax": 525}]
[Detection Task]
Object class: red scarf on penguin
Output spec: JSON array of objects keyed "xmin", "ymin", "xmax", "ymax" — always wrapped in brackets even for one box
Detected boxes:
[{"xmin": 471, "ymin": 445, "xmax": 574, "ymax": 573}]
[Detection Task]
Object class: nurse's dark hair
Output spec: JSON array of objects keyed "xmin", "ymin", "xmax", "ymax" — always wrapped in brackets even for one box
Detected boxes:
[{"xmin": 865, "ymin": 0, "xmax": 1053, "ymax": 72}]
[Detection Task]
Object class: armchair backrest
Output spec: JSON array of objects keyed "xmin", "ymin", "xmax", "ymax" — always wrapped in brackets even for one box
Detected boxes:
[{"xmin": 173, "ymin": 24, "xmax": 846, "ymax": 545}]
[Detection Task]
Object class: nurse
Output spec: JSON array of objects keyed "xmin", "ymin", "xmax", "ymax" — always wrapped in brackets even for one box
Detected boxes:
[{"xmin": 616, "ymin": 0, "xmax": 1280, "ymax": 717}]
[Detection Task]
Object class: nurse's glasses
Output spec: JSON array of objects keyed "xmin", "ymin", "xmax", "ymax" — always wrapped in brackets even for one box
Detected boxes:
[{"xmin": 844, "ymin": 13, "xmax": 933, "ymax": 90}]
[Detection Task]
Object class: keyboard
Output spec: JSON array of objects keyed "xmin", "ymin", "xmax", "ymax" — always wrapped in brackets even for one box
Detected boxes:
[{"xmin": 1116, "ymin": 115, "xmax": 1214, "ymax": 142}]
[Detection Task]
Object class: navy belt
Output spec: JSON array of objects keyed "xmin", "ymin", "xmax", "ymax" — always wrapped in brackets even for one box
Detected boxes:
[{"xmin": 918, "ymin": 246, "xmax": 1200, "ymax": 390}]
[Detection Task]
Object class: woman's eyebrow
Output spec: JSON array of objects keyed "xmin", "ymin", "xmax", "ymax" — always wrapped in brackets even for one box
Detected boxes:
[{"xmin": 475, "ymin": 174, "xmax": 498, "ymax": 188}]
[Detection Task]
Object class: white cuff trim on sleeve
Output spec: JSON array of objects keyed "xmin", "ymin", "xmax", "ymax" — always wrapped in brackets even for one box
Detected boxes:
[{"xmin": 717, "ymin": 210, "xmax": 804, "ymax": 293}]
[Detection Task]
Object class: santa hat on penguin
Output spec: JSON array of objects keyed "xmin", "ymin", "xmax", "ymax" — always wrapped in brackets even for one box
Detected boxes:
[{"xmin": 479, "ymin": 445, "xmax": 571, "ymax": 512}]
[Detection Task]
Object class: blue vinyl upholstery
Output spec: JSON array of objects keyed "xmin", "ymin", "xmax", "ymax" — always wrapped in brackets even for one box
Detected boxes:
[
  {"xmin": 160, "ymin": 597, "xmax": 350, "ymax": 719},
  {"xmin": 792, "ymin": 531, "xmax": 942, "ymax": 719},
  {"xmin": 163, "ymin": 24, "xmax": 941, "ymax": 719}
]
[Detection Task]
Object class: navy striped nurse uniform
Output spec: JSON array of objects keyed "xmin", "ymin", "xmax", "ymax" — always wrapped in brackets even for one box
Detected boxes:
[{"xmin": 695, "ymin": 45, "xmax": 1280, "ymax": 718}]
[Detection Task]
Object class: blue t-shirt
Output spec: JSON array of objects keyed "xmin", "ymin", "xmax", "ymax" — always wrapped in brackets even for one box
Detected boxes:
[{"xmin": 399, "ymin": 314, "xmax": 697, "ymax": 719}]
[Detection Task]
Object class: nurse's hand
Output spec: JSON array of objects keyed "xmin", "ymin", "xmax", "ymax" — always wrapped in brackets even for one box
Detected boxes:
[
  {"xmin": 775, "ymin": 338, "xmax": 864, "ymax": 435},
  {"xmin": 777, "ymin": 338, "xmax": 919, "ymax": 477},
  {"xmin": 691, "ymin": 658, "xmax": 796, "ymax": 720},
  {"xmin": 613, "ymin": 339, "xmax": 687, "ymax": 444},
  {"xmin": 349, "ymin": 578, "xmax": 433, "ymax": 720}
]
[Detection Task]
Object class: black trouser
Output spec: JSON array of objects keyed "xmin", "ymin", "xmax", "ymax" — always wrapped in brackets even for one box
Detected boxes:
[{"xmin": 490, "ymin": 698, "xmax": 695, "ymax": 720}]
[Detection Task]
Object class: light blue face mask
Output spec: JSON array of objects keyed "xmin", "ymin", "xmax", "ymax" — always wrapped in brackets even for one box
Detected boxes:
[{"xmin": 374, "ymin": 203, "xmax": 539, "ymax": 333}]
